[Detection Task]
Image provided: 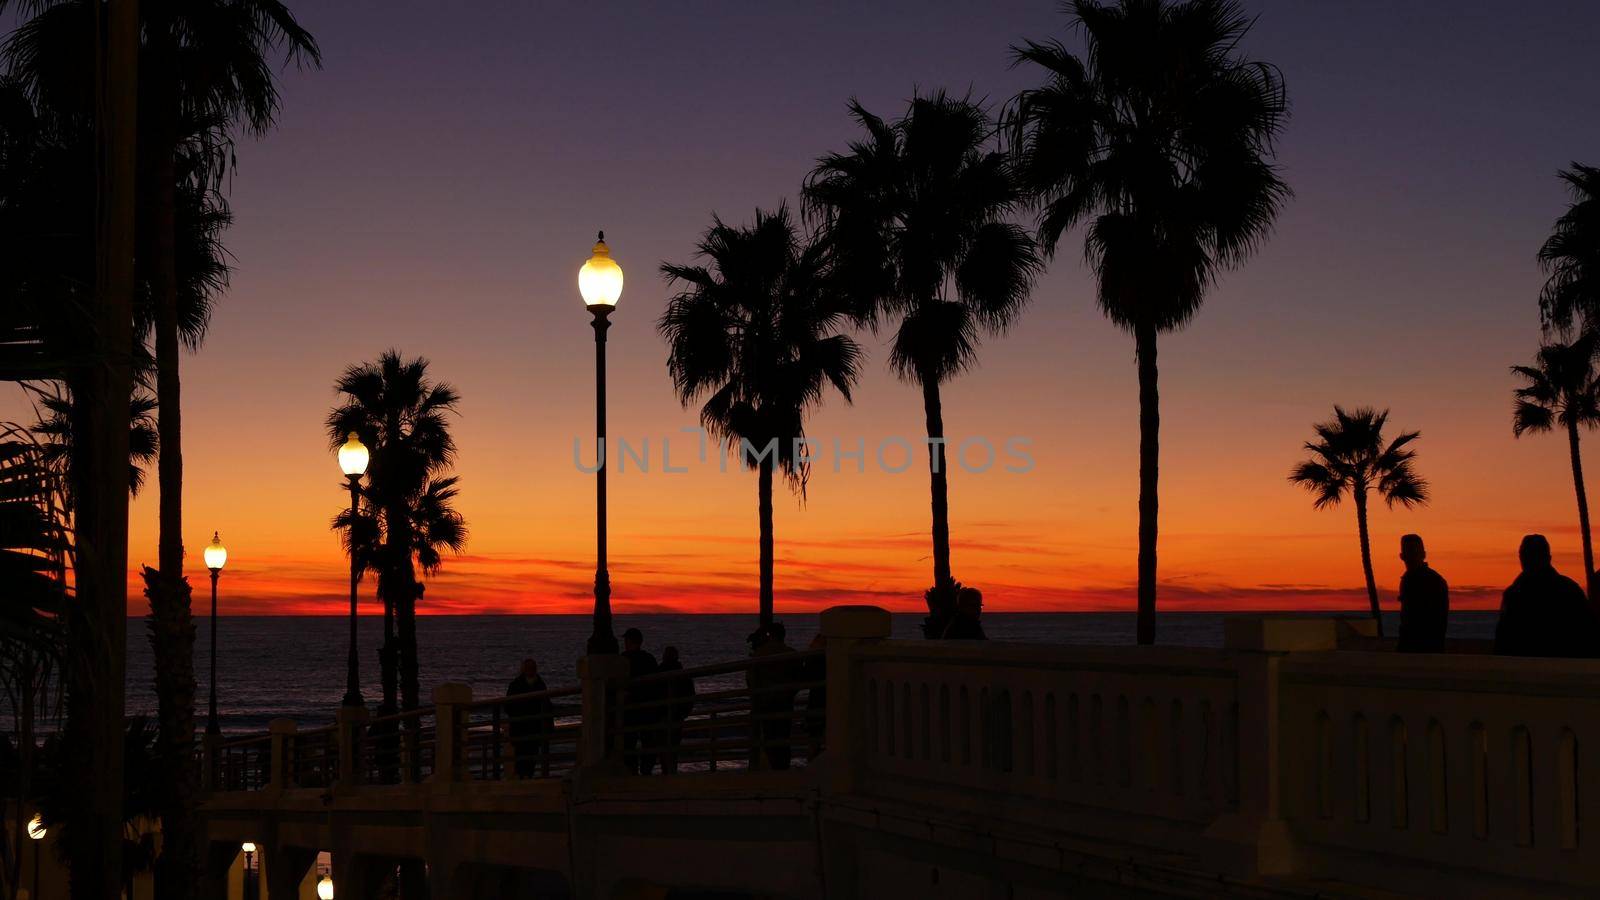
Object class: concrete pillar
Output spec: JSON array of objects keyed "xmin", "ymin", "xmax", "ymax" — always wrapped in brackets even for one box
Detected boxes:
[
  {"xmin": 818, "ymin": 605, "xmax": 892, "ymax": 796},
  {"xmin": 430, "ymin": 682, "xmax": 471, "ymax": 783},
  {"xmin": 267, "ymin": 718, "xmax": 297, "ymax": 791},
  {"xmin": 336, "ymin": 705, "xmax": 369, "ymax": 789},
  {"xmin": 577, "ymin": 655, "xmax": 630, "ymax": 769},
  {"xmin": 1204, "ymin": 616, "xmax": 1336, "ymax": 876},
  {"xmin": 329, "ymin": 852, "xmax": 377, "ymax": 900},
  {"xmin": 262, "ymin": 846, "xmax": 315, "ymax": 900}
]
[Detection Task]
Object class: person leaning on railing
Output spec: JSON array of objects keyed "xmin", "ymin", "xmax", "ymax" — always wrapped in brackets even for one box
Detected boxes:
[{"xmin": 506, "ymin": 658, "xmax": 553, "ymax": 778}]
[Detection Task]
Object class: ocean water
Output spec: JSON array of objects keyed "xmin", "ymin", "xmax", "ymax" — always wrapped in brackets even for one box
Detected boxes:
[{"xmin": 127, "ymin": 611, "xmax": 1500, "ymax": 734}]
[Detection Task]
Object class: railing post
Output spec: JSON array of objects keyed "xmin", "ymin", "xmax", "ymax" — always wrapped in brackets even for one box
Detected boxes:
[
  {"xmin": 431, "ymin": 682, "xmax": 471, "ymax": 784},
  {"xmin": 818, "ymin": 605, "xmax": 892, "ymax": 796},
  {"xmin": 201, "ymin": 730, "xmax": 221, "ymax": 792},
  {"xmin": 336, "ymin": 705, "xmax": 369, "ymax": 790},
  {"xmin": 267, "ymin": 718, "xmax": 297, "ymax": 791},
  {"xmin": 577, "ymin": 655, "xmax": 630, "ymax": 770},
  {"xmin": 1204, "ymin": 616, "xmax": 1336, "ymax": 876}
]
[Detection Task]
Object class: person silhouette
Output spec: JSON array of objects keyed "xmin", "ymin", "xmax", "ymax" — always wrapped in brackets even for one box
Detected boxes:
[
  {"xmin": 1494, "ymin": 534, "xmax": 1600, "ymax": 658},
  {"xmin": 505, "ymin": 658, "xmax": 552, "ymax": 778},
  {"xmin": 621, "ymin": 627, "xmax": 660, "ymax": 774},
  {"xmin": 747, "ymin": 622, "xmax": 798, "ymax": 770},
  {"xmin": 657, "ymin": 646, "xmax": 695, "ymax": 774},
  {"xmin": 941, "ymin": 587, "xmax": 988, "ymax": 639},
  {"xmin": 1396, "ymin": 534, "xmax": 1448, "ymax": 652}
]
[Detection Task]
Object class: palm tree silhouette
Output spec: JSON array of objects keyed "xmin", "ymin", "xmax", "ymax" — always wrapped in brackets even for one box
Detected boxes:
[
  {"xmin": 328, "ymin": 352, "xmax": 467, "ymax": 721},
  {"xmin": 4, "ymin": 6, "xmax": 316, "ymax": 890},
  {"xmin": 1538, "ymin": 163, "xmax": 1600, "ymax": 332},
  {"xmin": 1511, "ymin": 335, "xmax": 1600, "ymax": 589},
  {"xmin": 804, "ymin": 92, "xmax": 1039, "ymax": 633},
  {"xmin": 1009, "ymin": 0, "xmax": 1290, "ymax": 644},
  {"xmin": 1289, "ymin": 407, "xmax": 1428, "ymax": 636},
  {"xmin": 660, "ymin": 206, "xmax": 862, "ymax": 627}
]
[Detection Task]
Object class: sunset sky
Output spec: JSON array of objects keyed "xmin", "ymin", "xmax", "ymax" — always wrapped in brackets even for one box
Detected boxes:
[{"xmin": 10, "ymin": 1, "xmax": 1600, "ymax": 617}]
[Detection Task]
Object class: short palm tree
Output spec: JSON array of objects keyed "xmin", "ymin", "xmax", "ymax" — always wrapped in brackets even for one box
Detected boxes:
[
  {"xmin": 1538, "ymin": 163, "xmax": 1600, "ymax": 332},
  {"xmin": 804, "ymin": 92, "xmax": 1039, "ymax": 635},
  {"xmin": 1009, "ymin": 0, "xmax": 1290, "ymax": 644},
  {"xmin": 328, "ymin": 352, "xmax": 466, "ymax": 719},
  {"xmin": 1289, "ymin": 407, "xmax": 1428, "ymax": 636},
  {"xmin": 1511, "ymin": 334, "xmax": 1600, "ymax": 588},
  {"xmin": 660, "ymin": 205, "xmax": 862, "ymax": 627}
]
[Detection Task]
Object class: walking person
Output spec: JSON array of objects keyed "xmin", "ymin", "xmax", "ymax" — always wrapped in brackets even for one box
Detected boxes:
[
  {"xmin": 506, "ymin": 659, "xmax": 553, "ymax": 778},
  {"xmin": 1495, "ymin": 534, "xmax": 1600, "ymax": 658},
  {"xmin": 621, "ymin": 627, "xmax": 661, "ymax": 774},
  {"xmin": 1396, "ymin": 534, "xmax": 1449, "ymax": 652},
  {"xmin": 657, "ymin": 646, "xmax": 696, "ymax": 774}
]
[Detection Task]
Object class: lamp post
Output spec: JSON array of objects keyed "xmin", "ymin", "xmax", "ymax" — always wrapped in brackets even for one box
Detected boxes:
[
  {"xmin": 580, "ymin": 231, "xmax": 623, "ymax": 655},
  {"xmin": 27, "ymin": 813, "xmax": 44, "ymax": 900},
  {"xmin": 241, "ymin": 842, "xmax": 257, "ymax": 900},
  {"xmin": 203, "ymin": 532, "xmax": 227, "ymax": 736},
  {"xmin": 338, "ymin": 432, "xmax": 370, "ymax": 707}
]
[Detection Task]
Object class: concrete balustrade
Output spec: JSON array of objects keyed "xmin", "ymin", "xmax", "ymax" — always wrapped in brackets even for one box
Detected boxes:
[{"xmin": 196, "ymin": 609, "xmax": 1600, "ymax": 899}]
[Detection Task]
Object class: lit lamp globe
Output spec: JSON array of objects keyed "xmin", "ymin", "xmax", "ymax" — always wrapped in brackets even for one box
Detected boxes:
[
  {"xmin": 241, "ymin": 841, "xmax": 256, "ymax": 853},
  {"xmin": 27, "ymin": 813, "xmax": 45, "ymax": 841},
  {"xmin": 203, "ymin": 532, "xmax": 227, "ymax": 572},
  {"xmin": 578, "ymin": 232, "xmax": 623, "ymax": 309},
  {"xmin": 338, "ymin": 432, "xmax": 369, "ymax": 478},
  {"xmin": 317, "ymin": 876, "xmax": 334, "ymax": 900}
]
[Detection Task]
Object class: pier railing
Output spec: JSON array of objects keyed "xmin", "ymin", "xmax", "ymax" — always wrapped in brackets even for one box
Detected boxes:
[
  {"xmin": 615, "ymin": 650, "xmax": 825, "ymax": 773},
  {"xmin": 201, "ymin": 607, "xmax": 1600, "ymax": 894}
]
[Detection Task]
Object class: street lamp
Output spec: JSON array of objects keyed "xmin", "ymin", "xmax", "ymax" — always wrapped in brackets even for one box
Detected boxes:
[
  {"xmin": 338, "ymin": 432, "xmax": 370, "ymax": 708},
  {"xmin": 28, "ymin": 813, "xmax": 44, "ymax": 900},
  {"xmin": 580, "ymin": 231, "xmax": 623, "ymax": 655},
  {"xmin": 241, "ymin": 842, "xmax": 258, "ymax": 900},
  {"xmin": 317, "ymin": 874, "xmax": 335, "ymax": 900},
  {"xmin": 204, "ymin": 532, "xmax": 227, "ymax": 736}
]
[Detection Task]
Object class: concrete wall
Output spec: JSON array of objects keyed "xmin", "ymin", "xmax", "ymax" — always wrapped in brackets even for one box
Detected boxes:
[{"xmin": 199, "ymin": 610, "xmax": 1600, "ymax": 899}]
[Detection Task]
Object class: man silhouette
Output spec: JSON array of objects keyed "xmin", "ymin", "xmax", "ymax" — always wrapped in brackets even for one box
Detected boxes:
[
  {"xmin": 621, "ymin": 627, "xmax": 660, "ymax": 774},
  {"xmin": 1396, "ymin": 534, "xmax": 1448, "ymax": 652},
  {"xmin": 1495, "ymin": 534, "xmax": 1600, "ymax": 658}
]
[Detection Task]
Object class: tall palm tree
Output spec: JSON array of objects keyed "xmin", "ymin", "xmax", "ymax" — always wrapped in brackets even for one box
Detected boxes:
[
  {"xmin": 804, "ymin": 92, "xmax": 1039, "ymax": 635},
  {"xmin": 327, "ymin": 352, "xmax": 466, "ymax": 720},
  {"xmin": 1009, "ymin": 0, "xmax": 1290, "ymax": 644},
  {"xmin": 1538, "ymin": 163, "xmax": 1600, "ymax": 332},
  {"xmin": 3, "ymin": 4, "xmax": 315, "ymax": 893},
  {"xmin": 660, "ymin": 206, "xmax": 862, "ymax": 626},
  {"xmin": 1511, "ymin": 335, "xmax": 1600, "ymax": 589},
  {"xmin": 1289, "ymin": 407, "xmax": 1428, "ymax": 636}
]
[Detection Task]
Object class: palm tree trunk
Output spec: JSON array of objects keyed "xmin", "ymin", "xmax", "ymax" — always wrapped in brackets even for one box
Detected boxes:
[
  {"xmin": 1568, "ymin": 420, "xmax": 1595, "ymax": 595},
  {"xmin": 1354, "ymin": 488, "xmax": 1384, "ymax": 637},
  {"xmin": 921, "ymin": 376, "xmax": 954, "ymax": 637},
  {"xmin": 1135, "ymin": 323, "xmax": 1160, "ymax": 646},
  {"xmin": 64, "ymin": 0, "xmax": 137, "ymax": 894},
  {"xmin": 758, "ymin": 456, "xmax": 775, "ymax": 627},
  {"xmin": 141, "ymin": 46, "xmax": 201, "ymax": 899}
]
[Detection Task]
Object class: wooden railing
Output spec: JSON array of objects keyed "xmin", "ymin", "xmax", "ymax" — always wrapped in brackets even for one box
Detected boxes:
[
  {"xmin": 289, "ymin": 725, "xmax": 338, "ymax": 789},
  {"xmin": 216, "ymin": 732, "xmax": 272, "ymax": 792},
  {"xmin": 616, "ymin": 651, "xmax": 825, "ymax": 774},
  {"xmin": 358, "ymin": 706, "xmax": 435, "ymax": 785},
  {"xmin": 460, "ymin": 686, "xmax": 582, "ymax": 781}
]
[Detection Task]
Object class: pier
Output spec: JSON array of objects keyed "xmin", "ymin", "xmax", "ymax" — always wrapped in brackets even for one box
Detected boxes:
[{"xmin": 170, "ymin": 607, "xmax": 1600, "ymax": 898}]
